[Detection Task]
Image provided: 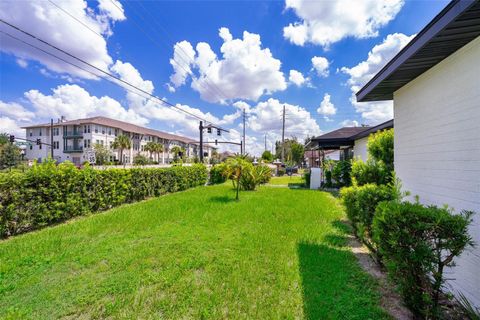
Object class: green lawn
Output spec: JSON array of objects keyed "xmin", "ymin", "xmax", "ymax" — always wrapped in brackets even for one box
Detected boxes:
[
  {"xmin": 0, "ymin": 184, "xmax": 389, "ymax": 319},
  {"xmin": 268, "ymin": 175, "xmax": 305, "ymax": 186}
]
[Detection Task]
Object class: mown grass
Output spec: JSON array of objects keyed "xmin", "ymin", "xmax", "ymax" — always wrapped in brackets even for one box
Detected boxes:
[
  {"xmin": 268, "ymin": 175, "xmax": 304, "ymax": 186},
  {"xmin": 0, "ymin": 184, "xmax": 390, "ymax": 319}
]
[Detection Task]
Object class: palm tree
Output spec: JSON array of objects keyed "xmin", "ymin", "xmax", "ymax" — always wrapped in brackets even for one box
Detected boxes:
[
  {"xmin": 171, "ymin": 146, "xmax": 185, "ymax": 163},
  {"xmin": 153, "ymin": 142, "xmax": 164, "ymax": 163},
  {"xmin": 223, "ymin": 155, "xmax": 250, "ymax": 201},
  {"xmin": 112, "ymin": 134, "xmax": 131, "ymax": 165},
  {"xmin": 144, "ymin": 141, "xmax": 156, "ymax": 161}
]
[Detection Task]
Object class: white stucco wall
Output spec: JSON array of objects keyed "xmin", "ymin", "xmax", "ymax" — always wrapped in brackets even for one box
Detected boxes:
[
  {"xmin": 394, "ymin": 35, "xmax": 480, "ymax": 306},
  {"xmin": 353, "ymin": 137, "xmax": 369, "ymax": 162}
]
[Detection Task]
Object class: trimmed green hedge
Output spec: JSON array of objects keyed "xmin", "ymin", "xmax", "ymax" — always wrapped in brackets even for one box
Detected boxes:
[{"xmin": 0, "ymin": 161, "xmax": 208, "ymax": 237}]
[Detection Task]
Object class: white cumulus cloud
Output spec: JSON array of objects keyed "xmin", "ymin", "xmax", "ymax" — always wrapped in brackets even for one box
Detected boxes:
[
  {"xmin": 317, "ymin": 93, "xmax": 336, "ymax": 120},
  {"xmin": 341, "ymin": 33, "xmax": 414, "ymax": 123},
  {"xmin": 311, "ymin": 56, "xmax": 329, "ymax": 77},
  {"xmin": 340, "ymin": 119, "xmax": 360, "ymax": 127},
  {"xmin": 288, "ymin": 69, "xmax": 307, "ymax": 87},
  {"xmin": 169, "ymin": 27, "xmax": 287, "ymax": 103},
  {"xmin": 0, "ymin": 0, "xmax": 125, "ymax": 79},
  {"xmin": 283, "ymin": 0, "xmax": 404, "ymax": 48}
]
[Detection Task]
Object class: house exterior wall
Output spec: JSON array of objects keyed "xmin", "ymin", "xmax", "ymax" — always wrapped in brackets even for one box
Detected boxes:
[
  {"xmin": 353, "ymin": 137, "xmax": 369, "ymax": 162},
  {"xmin": 394, "ymin": 35, "xmax": 480, "ymax": 306}
]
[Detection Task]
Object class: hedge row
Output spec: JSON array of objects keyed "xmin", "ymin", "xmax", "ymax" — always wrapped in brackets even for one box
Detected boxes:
[{"xmin": 0, "ymin": 161, "xmax": 208, "ymax": 237}]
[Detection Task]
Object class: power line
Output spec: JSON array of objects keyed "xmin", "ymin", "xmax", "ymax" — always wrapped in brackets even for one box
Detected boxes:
[
  {"xmin": 108, "ymin": 0, "xmax": 229, "ymax": 104},
  {"xmin": 47, "ymin": 0, "xmax": 104, "ymax": 39},
  {"xmin": 0, "ymin": 19, "xmax": 225, "ymax": 127},
  {"xmin": 133, "ymin": 0, "xmax": 231, "ymax": 103}
]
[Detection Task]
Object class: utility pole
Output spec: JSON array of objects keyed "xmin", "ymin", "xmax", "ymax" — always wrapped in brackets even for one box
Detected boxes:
[
  {"xmin": 199, "ymin": 121, "xmax": 204, "ymax": 163},
  {"xmin": 242, "ymin": 108, "xmax": 246, "ymax": 155},
  {"xmin": 264, "ymin": 133, "xmax": 267, "ymax": 151},
  {"xmin": 50, "ymin": 118, "xmax": 54, "ymax": 160},
  {"xmin": 281, "ymin": 104, "xmax": 285, "ymax": 163}
]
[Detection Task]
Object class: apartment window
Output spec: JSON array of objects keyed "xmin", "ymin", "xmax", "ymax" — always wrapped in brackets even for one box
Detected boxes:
[
  {"xmin": 29, "ymin": 130, "xmax": 33, "ymax": 137},
  {"xmin": 39, "ymin": 129, "xmax": 42, "ymax": 136},
  {"xmin": 96, "ymin": 139, "xmax": 100, "ymax": 145},
  {"xmin": 53, "ymin": 141, "xmax": 60, "ymax": 149},
  {"xmin": 100, "ymin": 140, "xmax": 104, "ymax": 146},
  {"xmin": 29, "ymin": 145, "xmax": 32, "ymax": 150},
  {"xmin": 53, "ymin": 128, "xmax": 60, "ymax": 136},
  {"xmin": 108, "ymin": 128, "xmax": 112, "ymax": 135},
  {"xmin": 114, "ymin": 129, "xmax": 118, "ymax": 136},
  {"xmin": 84, "ymin": 125, "xmax": 87, "ymax": 133},
  {"xmin": 102, "ymin": 127, "xmax": 105, "ymax": 134},
  {"xmin": 94, "ymin": 126, "xmax": 98, "ymax": 133},
  {"xmin": 84, "ymin": 139, "xmax": 91, "ymax": 148},
  {"xmin": 109, "ymin": 141, "xmax": 113, "ymax": 149}
]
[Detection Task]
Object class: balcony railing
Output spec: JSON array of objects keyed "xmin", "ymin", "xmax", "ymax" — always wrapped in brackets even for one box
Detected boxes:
[
  {"xmin": 63, "ymin": 131, "xmax": 83, "ymax": 138},
  {"xmin": 64, "ymin": 146, "xmax": 83, "ymax": 153}
]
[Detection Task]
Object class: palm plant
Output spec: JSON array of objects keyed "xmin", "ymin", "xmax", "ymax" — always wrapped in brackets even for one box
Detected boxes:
[
  {"xmin": 171, "ymin": 146, "xmax": 185, "ymax": 163},
  {"xmin": 144, "ymin": 141, "xmax": 156, "ymax": 161},
  {"xmin": 112, "ymin": 134, "xmax": 131, "ymax": 165},
  {"xmin": 153, "ymin": 142, "xmax": 164, "ymax": 162},
  {"xmin": 223, "ymin": 156, "xmax": 250, "ymax": 201}
]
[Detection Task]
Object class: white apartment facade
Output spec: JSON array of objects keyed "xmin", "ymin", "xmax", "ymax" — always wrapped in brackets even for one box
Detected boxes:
[{"xmin": 23, "ymin": 116, "xmax": 212, "ymax": 165}]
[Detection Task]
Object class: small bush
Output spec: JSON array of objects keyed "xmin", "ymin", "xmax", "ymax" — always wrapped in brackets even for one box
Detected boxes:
[
  {"xmin": 277, "ymin": 167, "xmax": 286, "ymax": 176},
  {"xmin": 133, "ymin": 154, "xmax": 150, "ymax": 165},
  {"xmin": 351, "ymin": 159, "xmax": 391, "ymax": 186},
  {"xmin": 303, "ymin": 170, "xmax": 311, "ymax": 187},
  {"xmin": 324, "ymin": 170, "xmax": 332, "ymax": 187},
  {"xmin": 209, "ymin": 163, "xmax": 227, "ymax": 184},
  {"xmin": 367, "ymin": 128, "xmax": 394, "ymax": 171},
  {"xmin": 332, "ymin": 160, "xmax": 351, "ymax": 187},
  {"xmin": 0, "ymin": 161, "xmax": 208, "ymax": 237},
  {"xmin": 239, "ymin": 164, "xmax": 271, "ymax": 191},
  {"xmin": 373, "ymin": 201, "xmax": 474, "ymax": 318},
  {"xmin": 341, "ymin": 183, "xmax": 399, "ymax": 252}
]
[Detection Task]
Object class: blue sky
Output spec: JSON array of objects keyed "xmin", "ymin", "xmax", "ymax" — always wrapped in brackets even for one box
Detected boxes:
[{"xmin": 0, "ymin": 0, "xmax": 449, "ymax": 155}]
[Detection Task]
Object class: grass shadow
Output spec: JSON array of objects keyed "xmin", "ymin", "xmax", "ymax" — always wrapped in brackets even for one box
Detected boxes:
[
  {"xmin": 288, "ymin": 183, "xmax": 307, "ymax": 189},
  {"xmin": 208, "ymin": 195, "xmax": 236, "ymax": 203},
  {"xmin": 297, "ymin": 241, "xmax": 389, "ymax": 319}
]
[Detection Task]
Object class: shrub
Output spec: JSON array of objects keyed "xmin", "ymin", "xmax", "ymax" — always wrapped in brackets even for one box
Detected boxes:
[
  {"xmin": 303, "ymin": 169, "xmax": 311, "ymax": 187},
  {"xmin": 341, "ymin": 183, "xmax": 399, "ymax": 253},
  {"xmin": 367, "ymin": 128, "xmax": 394, "ymax": 171},
  {"xmin": 133, "ymin": 154, "xmax": 150, "ymax": 165},
  {"xmin": 239, "ymin": 164, "xmax": 271, "ymax": 191},
  {"xmin": 277, "ymin": 167, "xmax": 286, "ymax": 176},
  {"xmin": 351, "ymin": 159, "xmax": 391, "ymax": 186},
  {"xmin": 373, "ymin": 201, "xmax": 474, "ymax": 318},
  {"xmin": 209, "ymin": 163, "xmax": 227, "ymax": 184},
  {"xmin": 0, "ymin": 161, "xmax": 208, "ymax": 237},
  {"xmin": 324, "ymin": 170, "xmax": 333, "ymax": 187},
  {"xmin": 332, "ymin": 160, "xmax": 351, "ymax": 187}
]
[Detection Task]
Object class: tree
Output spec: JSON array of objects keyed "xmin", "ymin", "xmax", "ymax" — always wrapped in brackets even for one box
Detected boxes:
[
  {"xmin": 171, "ymin": 146, "xmax": 185, "ymax": 163},
  {"xmin": 0, "ymin": 133, "xmax": 9, "ymax": 146},
  {"xmin": 153, "ymin": 142, "xmax": 164, "ymax": 162},
  {"xmin": 290, "ymin": 141, "xmax": 304, "ymax": 165},
  {"xmin": 0, "ymin": 143, "xmax": 22, "ymax": 169},
  {"xmin": 261, "ymin": 150, "xmax": 273, "ymax": 162},
  {"xmin": 223, "ymin": 155, "xmax": 250, "ymax": 201},
  {"xmin": 93, "ymin": 143, "xmax": 112, "ymax": 165},
  {"xmin": 112, "ymin": 134, "xmax": 131, "ymax": 165}
]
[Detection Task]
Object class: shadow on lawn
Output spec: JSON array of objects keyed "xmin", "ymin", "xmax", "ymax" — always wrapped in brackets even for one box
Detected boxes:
[
  {"xmin": 297, "ymin": 220, "xmax": 386, "ymax": 319},
  {"xmin": 208, "ymin": 195, "xmax": 236, "ymax": 203}
]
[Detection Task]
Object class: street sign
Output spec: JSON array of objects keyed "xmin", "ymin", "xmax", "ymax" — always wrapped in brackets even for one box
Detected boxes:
[{"xmin": 84, "ymin": 148, "xmax": 96, "ymax": 164}]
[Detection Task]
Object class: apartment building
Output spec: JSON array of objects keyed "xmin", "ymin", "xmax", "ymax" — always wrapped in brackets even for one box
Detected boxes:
[{"xmin": 23, "ymin": 116, "xmax": 212, "ymax": 165}]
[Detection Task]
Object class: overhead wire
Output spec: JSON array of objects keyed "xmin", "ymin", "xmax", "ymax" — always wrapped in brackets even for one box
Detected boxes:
[{"xmin": 0, "ymin": 18, "xmax": 225, "ymax": 127}]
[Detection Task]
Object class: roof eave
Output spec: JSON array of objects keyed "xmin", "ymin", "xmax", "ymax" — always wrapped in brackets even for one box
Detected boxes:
[{"xmin": 356, "ymin": 0, "xmax": 478, "ymax": 102}]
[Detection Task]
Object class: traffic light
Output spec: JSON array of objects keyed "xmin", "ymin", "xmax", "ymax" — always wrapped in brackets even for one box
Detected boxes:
[
  {"xmin": 203, "ymin": 152, "xmax": 208, "ymax": 157},
  {"xmin": 217, "ymin": 129, "xmax": 221, "ymax": 136},
  {"xmin": 215, "ymin": 139, "xmax": 218, "ymax": 145},
  {"xmin": 207, "ymin": 127, "xmax": 212, "ymax": 133},
  {"xmin": 36, "ymin": 138, "xmax": 41, "ymax": 145},
  {"xmin": 9, "ymin": 135, "xmax": 14, "ymax": 143}
]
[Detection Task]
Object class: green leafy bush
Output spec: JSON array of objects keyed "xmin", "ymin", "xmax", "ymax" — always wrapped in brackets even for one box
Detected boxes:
[
  {"xmin": 367, "ymin": 128, "xmax": 394, "ymax": 171},
  {"xmin": 324, "ymin": 170, "xmax": 332, "ymax": 187},
  {"xmin": 341, "ymin": 183, "xmax": 399, "ymax": 253},
  {"xmin": 133, "ymin": 154, "xmax": 150, "ymax": 165},
  {"xmin": 351, "ymin": 159, "xmax": 391, "ymax": 186},
  {"xmin": 0, "ymin": 161, "xmax": 207, "ymax": 237},
  {"xmin": 332, "ymin": 160, "xmax": 351, "ymax": 187},
  {"xmin": 303, "ymin": 169, "xmax": 311, "ymax": 187},
  {"xmin": 373, "ymin": 201, "xmax": 474, "ymax": 318},
  {"xmin": 239, "ymin": 164, "xmax": 271, "ymax": 191},
  {"xmin": 277, "ymin": 167, "xmax": 286, "ymax": 176},
  {"xmin": 209, "ymin": 163, "xmax": 227, "ymax": 184}
]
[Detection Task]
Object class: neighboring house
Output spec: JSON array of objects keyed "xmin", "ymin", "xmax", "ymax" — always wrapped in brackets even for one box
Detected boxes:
[
  {"xmin": 356, "ymin": 0, "xmax": 480, "ymax": 306},
  {"xmin": 304, "ymin": 149, "xmax": 340, "ymax": 167},
  {"xmin": 306, "ymin": 119, "xmax": 393, "ymax": 163},
  {"xmin": 23, "ymin": 116, "xmax": 212, "ymax": 165}
]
